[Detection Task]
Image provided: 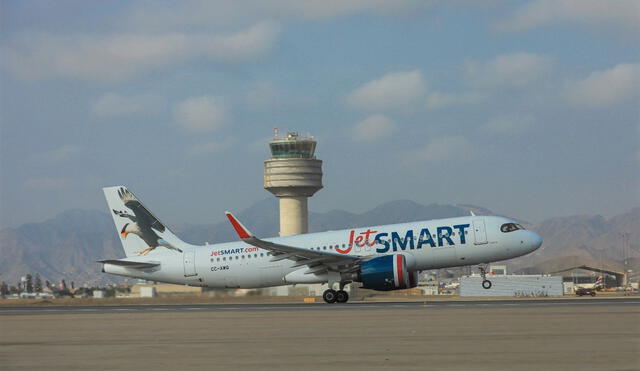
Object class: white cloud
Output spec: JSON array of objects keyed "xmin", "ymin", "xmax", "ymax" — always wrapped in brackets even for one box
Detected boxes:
[
  {"xmin": 496, "ymin": 0, "xmax": 640, "ymax": 32},
  {"xmin": 173, "ymin": 96, "xmax": 230, "ymax": 132},
  {"xmin": 566, "ymin": 63, "xmax": 640, "ymax": 107},
  {"xmin": 483, "ymin": 113, "xmax": 535, "ymax": 134},
  {"xmin": 466, "ymin": 53, "xmax": 553, "ymax": 88},
  {"xmin": 91, "ymin": 93, "xmax": 163, "ymax": 117},
  {"xmin": 425, "ymin": 91, "xmax": 487, "ymax": 110},
  {"xmin": 353, "ymin": 115, "xmax": 396, "ymax": 142},
  {"xmin": 346, "ymin": 70, "xmax": 426, "ymax": 111},
  {"xmin": 413, "ymin": 136, "xmax": 474, "ymax": 163},
  {"xmin": 2, "ymin": 22, "xmax": 280, "ymax": 83}
]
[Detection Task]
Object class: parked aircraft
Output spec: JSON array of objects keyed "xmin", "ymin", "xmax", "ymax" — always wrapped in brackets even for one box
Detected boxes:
[{"xmin": 100, "ymin": 186, "xmax": 542, "ymax": 303}]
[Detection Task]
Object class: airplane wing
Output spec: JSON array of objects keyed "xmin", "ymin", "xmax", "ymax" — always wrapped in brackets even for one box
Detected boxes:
[{"xmin": 225, "ymin": 212, "xmax": 360, "ymax": 274}]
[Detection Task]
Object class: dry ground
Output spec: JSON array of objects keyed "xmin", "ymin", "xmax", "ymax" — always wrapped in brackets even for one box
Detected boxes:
[{"xmin": 1, "ymin": 304, "xmax": 638, "ymax": 370}]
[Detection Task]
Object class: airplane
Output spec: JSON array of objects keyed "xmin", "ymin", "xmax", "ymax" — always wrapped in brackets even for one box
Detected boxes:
[{"xmin": 100, "ymin": 186, "xmax": 543, "ymax": 303}]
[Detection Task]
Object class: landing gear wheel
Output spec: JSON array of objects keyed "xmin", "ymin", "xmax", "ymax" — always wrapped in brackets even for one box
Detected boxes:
[
  {"xmin": 323, "ymin": 289, "xmax": 337, "ymax": 303},
  {"xmin": 336, "ymin": 290, "xmax": 349, "ymax": 303},
  {"xmin": 478, "ymin": 264, "xmax": 492, "ymax": 289}
]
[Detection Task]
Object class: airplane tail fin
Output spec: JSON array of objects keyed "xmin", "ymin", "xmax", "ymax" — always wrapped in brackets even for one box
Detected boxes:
[{"xmin": 103, "ymin": 186, "xmax": 186, "ymax": 257}]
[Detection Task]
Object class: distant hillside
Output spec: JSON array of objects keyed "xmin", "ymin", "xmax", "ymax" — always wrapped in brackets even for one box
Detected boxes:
[
  {"xmin": 1, "ymin": 199, "xmax": 637, "ymax": 286},
  {"xmin": 509, "ymin": 208, "xmax": 640, "ymax": 272},
  {"xmin": 0, "ymin": 210, "xmax": 121, "ymax": 286}
]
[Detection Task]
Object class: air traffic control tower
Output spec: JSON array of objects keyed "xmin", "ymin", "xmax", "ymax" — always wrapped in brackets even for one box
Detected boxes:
[{"xmin": 264, "ymin": 131, "xmax": 323, "ymax": 236}]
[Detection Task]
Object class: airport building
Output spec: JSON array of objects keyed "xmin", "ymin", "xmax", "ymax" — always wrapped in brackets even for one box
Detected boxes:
[
  {"xmin": 460, "ymin": 275, "xmax": 563, "ymax": 297},
  {"xmin": 550, "ymin": 265, "xmax": 626, "ymax": 289}
]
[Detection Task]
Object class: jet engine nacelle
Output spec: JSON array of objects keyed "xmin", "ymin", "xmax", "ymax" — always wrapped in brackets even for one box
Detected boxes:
[{"xmin": 358, "ymin": 254, "xmax": 418, "ymax": 291}]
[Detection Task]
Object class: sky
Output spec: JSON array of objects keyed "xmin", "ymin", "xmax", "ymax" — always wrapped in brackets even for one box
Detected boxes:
[{"xmin": 1, "ymin": 0, "xmax": 639, "ymax": 228}]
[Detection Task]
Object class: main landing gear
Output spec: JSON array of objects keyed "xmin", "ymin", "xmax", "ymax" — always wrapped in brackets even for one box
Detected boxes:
[
  {"xmin": 323, "ymin": 282, "xmax": 349, "ymax": 303},
  {"xmin": 478, "ymin": 265, "xmax": 492, "ymax": 289}
]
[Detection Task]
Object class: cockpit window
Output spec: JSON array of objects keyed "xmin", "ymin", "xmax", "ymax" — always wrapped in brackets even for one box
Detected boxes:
[{"xmin": 500, "ymin": 223, "xmax": 525, "ymax": 233}]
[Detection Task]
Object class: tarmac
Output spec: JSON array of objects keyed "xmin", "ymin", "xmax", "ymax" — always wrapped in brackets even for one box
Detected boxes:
[
  {"xmin": 1, "ymin": 298, "xmax": 638, "ymax": 370},
  {"xmin": 1, "ymin": 297, "xmax": 639, "ymax": 314}
]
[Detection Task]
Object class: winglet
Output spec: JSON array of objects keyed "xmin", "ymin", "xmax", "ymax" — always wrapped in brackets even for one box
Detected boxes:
[{"xmin": 225, "ymin": 211, "xmax": 253, "ymax": 239}]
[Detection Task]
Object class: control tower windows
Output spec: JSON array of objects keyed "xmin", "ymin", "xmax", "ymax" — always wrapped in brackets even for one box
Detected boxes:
[{"xmin": 269, "ymin": 140, "xmax": 316, "ymax": 159}]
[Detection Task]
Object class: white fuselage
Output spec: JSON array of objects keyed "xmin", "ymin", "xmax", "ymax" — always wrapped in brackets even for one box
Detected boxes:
[{"xmin": 103, "ymin": 215, "xmax": 542, "ymax": 288}]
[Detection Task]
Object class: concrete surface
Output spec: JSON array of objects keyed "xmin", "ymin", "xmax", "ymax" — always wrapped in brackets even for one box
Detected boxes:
[
  {"xmin": 1, "ymin": 298, "xmax": 638, "ymax": 314},
  {"xmin": 1, "ymin": 303, "xmax": 638, "ymax": 370}
]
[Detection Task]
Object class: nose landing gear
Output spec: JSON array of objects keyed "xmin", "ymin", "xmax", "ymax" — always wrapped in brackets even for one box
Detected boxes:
[{"xmin": 478, "ymin": 265, "xmax": 492, "ymax": 289}]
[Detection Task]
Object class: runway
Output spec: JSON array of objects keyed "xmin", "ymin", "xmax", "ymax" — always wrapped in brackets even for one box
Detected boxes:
[
  {"xmin": 1, "ymin": 297, "xmax": 638, "ymax": 315},
  {"xmin": 2, "ymin": 298, "xmax": 638, "ymax": 371}
]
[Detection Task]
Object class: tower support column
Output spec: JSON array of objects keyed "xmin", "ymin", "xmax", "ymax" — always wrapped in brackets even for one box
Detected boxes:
[{"xmin": 279, "ymin": 196, "xmax": 308, "ymax": 236}]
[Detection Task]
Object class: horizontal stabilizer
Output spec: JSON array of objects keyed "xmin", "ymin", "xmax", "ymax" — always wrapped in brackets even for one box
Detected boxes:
[{"xmin": 98, "ymin": 260, "xmax": 160, "ymax": 269}]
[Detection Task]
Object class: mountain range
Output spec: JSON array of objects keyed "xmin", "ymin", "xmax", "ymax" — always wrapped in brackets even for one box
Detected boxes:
[{"xmin": 1, "ymin": 199, "xmax": 637, "ymax": 286}]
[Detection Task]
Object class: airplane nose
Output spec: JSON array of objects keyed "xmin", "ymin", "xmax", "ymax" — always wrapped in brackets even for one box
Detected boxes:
[{"xmin": 529, "ymin": 231, "xmax": 543, "ymax": 252}]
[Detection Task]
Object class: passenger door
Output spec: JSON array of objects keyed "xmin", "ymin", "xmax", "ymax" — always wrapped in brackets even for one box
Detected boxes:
[
  {"xmin": 183, "ymin": 250, "xmax": 197, "ymax": 277},
  {"xmin": 472, "ymin": 219, "xmax": 488, "ymax": 245}
]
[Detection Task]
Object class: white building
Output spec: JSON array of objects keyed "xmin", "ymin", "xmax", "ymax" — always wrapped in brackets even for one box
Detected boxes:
[{"xmin": 460, "ymin": 275, "xmax": 563, "ymax": 297}]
